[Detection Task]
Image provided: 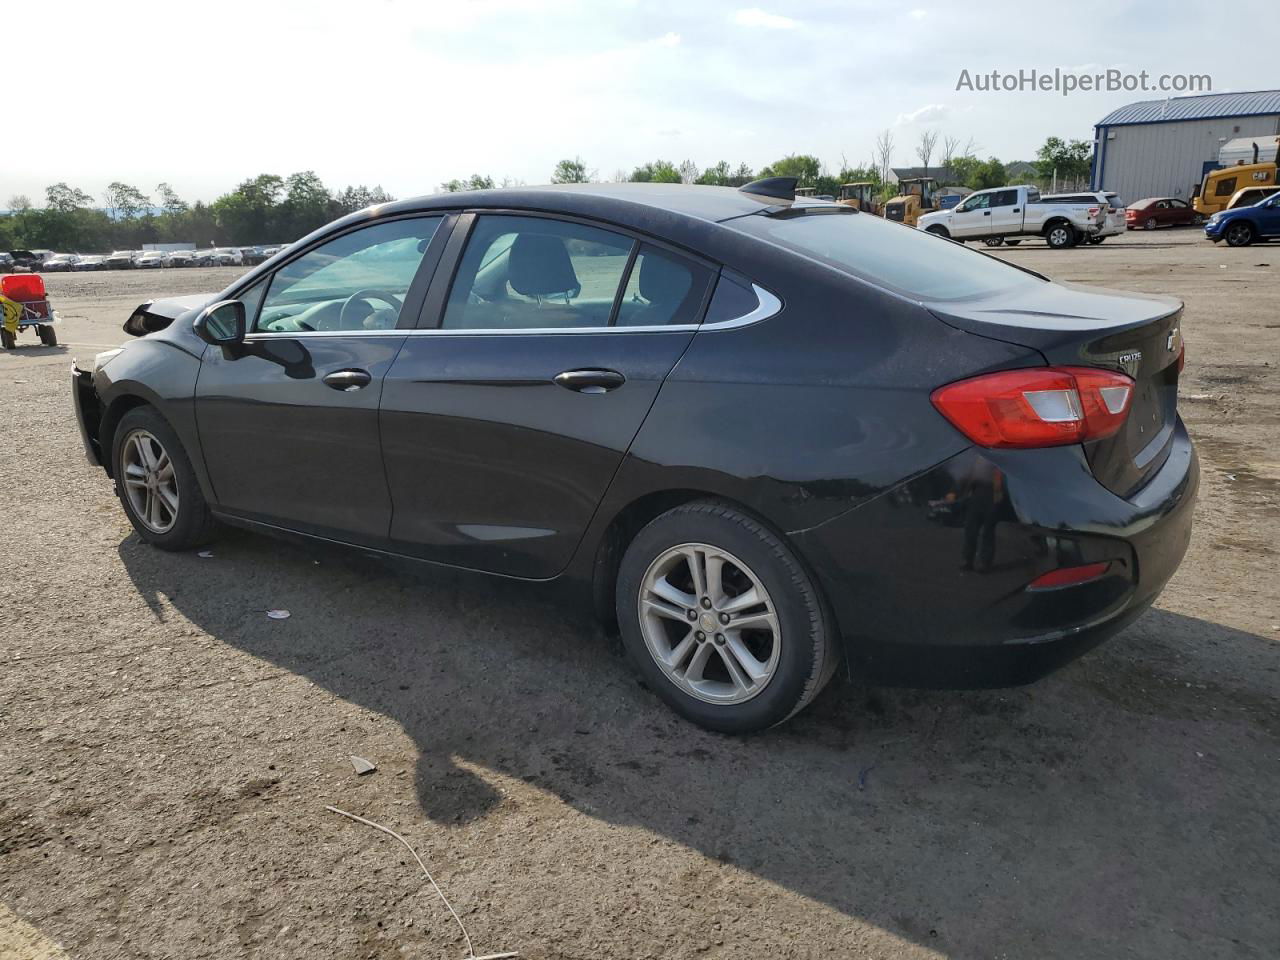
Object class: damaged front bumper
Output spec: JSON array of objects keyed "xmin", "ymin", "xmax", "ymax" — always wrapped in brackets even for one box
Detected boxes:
[{"xmin": 72, "ymin": 363, "xmax": 103, "ymax": 466}]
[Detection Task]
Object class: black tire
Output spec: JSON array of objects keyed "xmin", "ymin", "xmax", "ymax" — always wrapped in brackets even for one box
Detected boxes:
[
  {"xmin": 925, "ymin": 225, "xmax": 950, "ymax": 239},
  {"xmin": 1088, "ymin": 235, "xmax": 1105, "ymax": 245},
  {"xmin": 111, "ymin": 406, "xmax": 216, "ymax": 550},
  {"xmin": 0, "ymin": 328, "xmax": 14, "ymax": 350},
  {"xmin": 1192, "ymin": 213, "xmax": 1205, "ymax": 226},
  {"xmin": 1225, "ymin": 222, "xmax": 1255, "ymax": 247},
  {"xmin": 1044, "ymin": 221, "xmax": 1076, "ymax": 249},
  {"xmin": 983, "ymin": 237, "xmax": 1005, "ymax": 247},
  {"xmin": 616, "ymin": 501, "xmax": 837, "ymax": 733},
  {"xmin": 37, "ymin": 324, "xmax": 57, "ymax": 346},
  {"xmin": 1004, "ymin": 239, "xmax": 1022, "ymax": 246},
  {"xmin": 1143, "ymin": 217, "xmax": 1157, "ymax": 230}
]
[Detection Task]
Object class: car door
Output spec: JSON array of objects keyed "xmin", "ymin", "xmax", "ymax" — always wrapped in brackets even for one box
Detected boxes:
[
  {"xmin": 195, "ymin": 214, "xmax": 448, "ymax": 545},
  {"xmin": 986, "ymin": 189, "xmax": 1022, "ymax": 235},
  {"xmin": 1252, "ymin": 194, "xmax": 1280, "ymax": 236},
  {"xmin": 949, "ymin": 192, "xmax": 991, "ymax": 238},
  {"xmin": 1168, "ymin": 199, "xmax": 1192, "ymax": 225},
  {"xmin": 379, "ymin": 212, "xmax": 716, "ymax": 578}
]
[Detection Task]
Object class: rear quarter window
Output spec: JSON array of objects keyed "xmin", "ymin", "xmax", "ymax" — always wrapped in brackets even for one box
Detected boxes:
[{"xmin": 726, "ymin": 210, "xmax": 1042, "ymax": 302}]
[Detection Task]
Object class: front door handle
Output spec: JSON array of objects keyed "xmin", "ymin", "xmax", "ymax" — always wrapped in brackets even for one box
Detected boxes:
[
  {"xmin": 983, "ymin": 210, "xmax": 991, "ymax": 216},
  {"xmin": 554, "ymin": 368, "xmax": 625, "ymax": 394},
  {"xmin": 323, "ymin": 369, "xmax": 372, "ymax": 391}
]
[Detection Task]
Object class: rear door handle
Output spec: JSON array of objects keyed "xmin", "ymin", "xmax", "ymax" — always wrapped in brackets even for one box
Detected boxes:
[
  {"xmin": 323, "ymin": 369, "xmax": 372, "ymax": 391},
  {"xmin": 554, "ymin": 368, "xmax": 625, "ymax": 394}
]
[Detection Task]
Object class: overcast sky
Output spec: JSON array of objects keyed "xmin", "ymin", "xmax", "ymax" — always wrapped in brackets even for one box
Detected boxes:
[{"xmin": 7, "ymin": 0, "xmax": 1274, "ymax": 205}]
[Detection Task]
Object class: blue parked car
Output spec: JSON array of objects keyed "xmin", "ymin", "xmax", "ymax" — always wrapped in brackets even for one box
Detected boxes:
[{"xmin": 1204, "ymin": 192, "xmax": 1280, "ymax": 246}]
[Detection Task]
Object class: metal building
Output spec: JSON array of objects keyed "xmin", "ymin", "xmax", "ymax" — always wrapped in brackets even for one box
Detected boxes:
[{"xmin": 1091, "ymin": 89, "xmax": 1280, "ymax": 202}]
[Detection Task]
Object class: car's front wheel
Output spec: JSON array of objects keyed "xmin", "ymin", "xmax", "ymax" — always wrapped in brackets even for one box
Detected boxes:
[
  {"xmin": 1225, "ymin": 222, "xmax": 1255, "ymax": 247},
  {"xmin": 616, "ymin": 501, "xmax": 837, "ymax": 733},
  {"xmin": 983, "ymin": 237, "xmax": 1004, "ymax": 247},
  {"xmin": 112, "ymin": 406, "xmax": 215, "ymax": 550}
]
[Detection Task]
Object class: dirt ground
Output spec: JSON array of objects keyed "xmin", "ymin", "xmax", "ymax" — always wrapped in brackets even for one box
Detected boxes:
[{"xmin": 1, "ymin": 232, "xmax": 1277, "ymax": 960}]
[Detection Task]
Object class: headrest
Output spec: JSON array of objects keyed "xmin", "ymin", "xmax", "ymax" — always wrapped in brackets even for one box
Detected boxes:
[
  {"xmin": 508, "ymin": 234, "xmax": 580, "ymax": 297},
  {"xmin": 638, "ymin": 251, "xmax": 692, "ymax": 305}
]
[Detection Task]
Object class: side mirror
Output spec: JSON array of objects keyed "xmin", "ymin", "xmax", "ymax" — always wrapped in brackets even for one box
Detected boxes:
[{"xmin": 193, "ymin": 300, "xmax": 246, "ymax": 346}]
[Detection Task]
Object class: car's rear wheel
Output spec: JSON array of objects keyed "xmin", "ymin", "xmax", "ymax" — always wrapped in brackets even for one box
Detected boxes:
[
  {"xmin": 1088, "ymin": 235, "xmax": 1105, "ymax": 245},
  {"xmin": 1144, "ymin": 217, "xmax": 1157, "ymax": 230},
  {"xmin": 1004, "ymin": 239, "xmax": 1022, "ymax": 246},
  {"xmin": 37, "ymin": 324, "xmax": 56, "ymax": 346},
  {"xmin": 616, "ymin": 501, "xmax": 837, "ymax": 733},
  {"xmin": 1225, "ymin": 222, "xmax": 1255, "ymax": 247},
  {"xmin": 1045, "ymin": 222, "xmax": 1076, "ymax": 249},
  {"xmin": 983, "ymin": 237, "xmax": 1004, "ymax": 247},
  {"xmin": 112, "ymin": 406, "xmax": 215, "ymax": 550}
]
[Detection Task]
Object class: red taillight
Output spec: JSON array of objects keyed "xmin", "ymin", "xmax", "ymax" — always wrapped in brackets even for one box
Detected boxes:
[
  {"xmin": 931, "ymin": 366, "xmax": 1134, "ymax": 448},
  {"xmin": 1027, "ymin": 562, "xmax": 1111, "ymax": 590}
]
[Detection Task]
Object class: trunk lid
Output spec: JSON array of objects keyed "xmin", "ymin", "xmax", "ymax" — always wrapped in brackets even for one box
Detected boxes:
[{"xmin": 929, "ymin": 281, "xmax": 1184, "ymax": 498}]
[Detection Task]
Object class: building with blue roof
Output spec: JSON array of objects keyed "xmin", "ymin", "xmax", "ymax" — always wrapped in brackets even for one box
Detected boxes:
[{"xmin": 1091, "ymin": 89, "xmax": 1280, "ymax": 203}]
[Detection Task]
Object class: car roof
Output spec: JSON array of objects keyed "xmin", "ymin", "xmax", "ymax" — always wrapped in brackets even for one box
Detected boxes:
[{"xmin": 372, "ymin": 182, "xmax": 830, "ymax": 226}]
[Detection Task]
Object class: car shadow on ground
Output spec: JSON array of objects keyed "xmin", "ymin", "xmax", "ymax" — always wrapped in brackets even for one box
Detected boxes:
[{"xmin": 118, "ymin": 527, "xmax": 1279, "ymax": 959}]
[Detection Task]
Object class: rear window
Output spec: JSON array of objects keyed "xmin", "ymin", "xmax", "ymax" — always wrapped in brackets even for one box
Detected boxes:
[{"xmin": 726, "ymin": 210, "xmax": 1042, "ymax": 302}]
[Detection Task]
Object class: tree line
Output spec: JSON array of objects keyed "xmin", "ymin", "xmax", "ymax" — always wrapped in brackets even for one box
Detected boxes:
[
  {"xmin": 2, "ymin": 135, "xmax": 1093, "ymax": 253},
  {"xmin": 1, "ymin": 173, "xmax": 394, "ymax": 253}
]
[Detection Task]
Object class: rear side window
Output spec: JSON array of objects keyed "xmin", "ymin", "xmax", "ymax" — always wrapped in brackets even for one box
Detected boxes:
[
  {"xmin": 727, "ymin": 210, "xmax": 1041, "ymax": 302},
  {"xmin": 990, "ymin": 189, "xmax": 1018, "ymax": 207},
  {"xmin": 615, "ymin": 244, "xmax": 713, "ymax": 327},
  {"xmin": 704, "ymin": 271, "xmax": 761, "ymax": 325},
  {"xmin": 443, "ymin": 215, "xmax": 632, "ymax": 330}
]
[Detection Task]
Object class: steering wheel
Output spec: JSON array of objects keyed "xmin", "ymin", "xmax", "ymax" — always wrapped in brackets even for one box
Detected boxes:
[{"xmin": 337, "ymin": 289, "xmax": 404, "ymax": 330}]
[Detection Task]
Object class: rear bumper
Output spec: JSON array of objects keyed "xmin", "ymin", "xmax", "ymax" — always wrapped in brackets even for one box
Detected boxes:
[{"xmin": 792, "ymin": 417, "xmax": 1198, "ymax": 687}]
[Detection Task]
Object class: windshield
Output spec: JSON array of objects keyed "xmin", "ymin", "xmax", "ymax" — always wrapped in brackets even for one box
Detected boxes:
[{"xmin": 726, "ymin": 210, "xmax": 1042, "ymax": 301}]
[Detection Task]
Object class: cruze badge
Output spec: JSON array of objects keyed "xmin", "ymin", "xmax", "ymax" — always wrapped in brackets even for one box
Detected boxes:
[{"xmin": 1116, "ymin": 350, "xmax": 1143, "ymax": 376}]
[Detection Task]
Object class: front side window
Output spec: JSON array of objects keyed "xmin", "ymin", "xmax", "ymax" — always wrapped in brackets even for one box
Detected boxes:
[
  {"xmin": 253, "ymin": 216, "xmax": 442, "ymax": 333},
  {"xmin": 442, "ymin": 216, "xmax": 634, "ymax": 330},
  {"xmin": 960, "ymin": 193, "xmax": 991, "ymax": 212},
  {"xmin": 1216, "ymin": 177, "xmax": 1238, "ymax": 197},
  {"xmin": 727, "ymin": 209, "xmax": 1042, "ymax": 301}
]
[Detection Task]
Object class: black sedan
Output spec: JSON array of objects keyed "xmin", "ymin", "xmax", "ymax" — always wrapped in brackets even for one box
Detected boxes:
[{"xmin": 72, "ymin": 180, "xmax": 1197, "ymax": 732}]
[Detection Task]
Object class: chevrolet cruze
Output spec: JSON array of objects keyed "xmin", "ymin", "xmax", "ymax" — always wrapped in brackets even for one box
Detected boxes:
[{"xmin": 73, "ymin": 180, "xmax": 1198, "ymax": 732}]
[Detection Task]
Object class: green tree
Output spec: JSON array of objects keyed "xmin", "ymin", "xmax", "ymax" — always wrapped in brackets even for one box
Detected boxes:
[
  {"xmin": 439, "ymin": 174, "xmax": 495, "ymax": 192},
  {"xmin": 947, "ymin": 154, "xmax": 982, "ymax": 186},
  {"xmin": 46, "ymin": 183, "xmax": 94, "ymax": 213},
  {"xmin": 630, "ymin": 159, "xmax": 681, "ymax": 183},
  {"xmin": 156, "ymin": 182, "xmax": 188, "ymax": 216},
  {"xmin": 1034, "ymin": 137, "xmax": 1091, "ymax": 184},
  {"xmin": 968, "ymin": 157, "xmax": 1007, "ymax": 190},
  {"xmin": 695, "ymin": 161, "xmax": 732, "ymax": 186},
  {"xmin": 103, "ymin": 182, "xmax": 151, "ymax": 222},
  {"xmin": 551, "ymin": 157, "xmax": 591, "ymax": 183},
  {"xmin": 759, "ymin": 154, "xmax": 822, "ymax": 187}
]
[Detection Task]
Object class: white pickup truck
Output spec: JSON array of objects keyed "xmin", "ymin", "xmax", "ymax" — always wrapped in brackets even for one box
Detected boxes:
[{"xmin": 916, "ymin": 185, "xmax": 1106, "ymax": 249}]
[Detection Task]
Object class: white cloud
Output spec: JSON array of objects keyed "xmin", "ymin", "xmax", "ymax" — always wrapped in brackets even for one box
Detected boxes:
[
  {"xmin": 655, "ymin": 31, "xmax": 681, "ymax": 46},
  {"xmin": 895, "ymin": 103, "xmax": 951, "ymax": 125},
  {"xmin": 733, "ymin": 7, "xmax": 797, "ymax": 29},
  {"xmin": 909, "ymin": 8, "xmax": 928, "ymax": 20}
]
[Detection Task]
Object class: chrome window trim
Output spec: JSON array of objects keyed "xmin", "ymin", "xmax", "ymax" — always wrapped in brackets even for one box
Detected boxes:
[{"xmin": 240, "ymin": 283, "xmax": 779, "ymax": 339}]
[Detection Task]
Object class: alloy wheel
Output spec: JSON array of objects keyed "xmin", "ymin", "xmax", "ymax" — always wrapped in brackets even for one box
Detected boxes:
[
  {"xmin": 638, "ymin": 543, "xmax": 781, "ymax": 705},
  {"xmin": 121, "ymin": 429, "xmax": 180, "ymax": 534},
  {"xmin": 1048, "ymin": 226, "xmax": 1071, "ymax": 248}
]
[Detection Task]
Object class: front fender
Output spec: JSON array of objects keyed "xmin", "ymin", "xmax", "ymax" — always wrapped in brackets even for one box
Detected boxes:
[{"xmin": 93, "ymin": 336, "xmax": 214, "ymax": 502}]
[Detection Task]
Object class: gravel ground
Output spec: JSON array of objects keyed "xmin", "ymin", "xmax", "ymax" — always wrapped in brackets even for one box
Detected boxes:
[{"xmin": 1, "ymin": 234, "xmax": 1277, "ymax": 960}]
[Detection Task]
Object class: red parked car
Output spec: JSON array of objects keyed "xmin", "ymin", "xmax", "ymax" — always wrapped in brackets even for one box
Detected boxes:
[{"xmin": 1126, "ymin": 197, "xmax": 1205, "ymax": 230}]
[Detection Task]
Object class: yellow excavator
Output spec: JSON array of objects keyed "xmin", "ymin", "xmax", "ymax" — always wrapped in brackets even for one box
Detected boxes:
[
  {"xmin": 883, "ymin": 176, "xmax": 940, "ymax": 226},
  {"xmin": 837, "ymin": 182, "xmax": 881, "ymax": 215}
]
